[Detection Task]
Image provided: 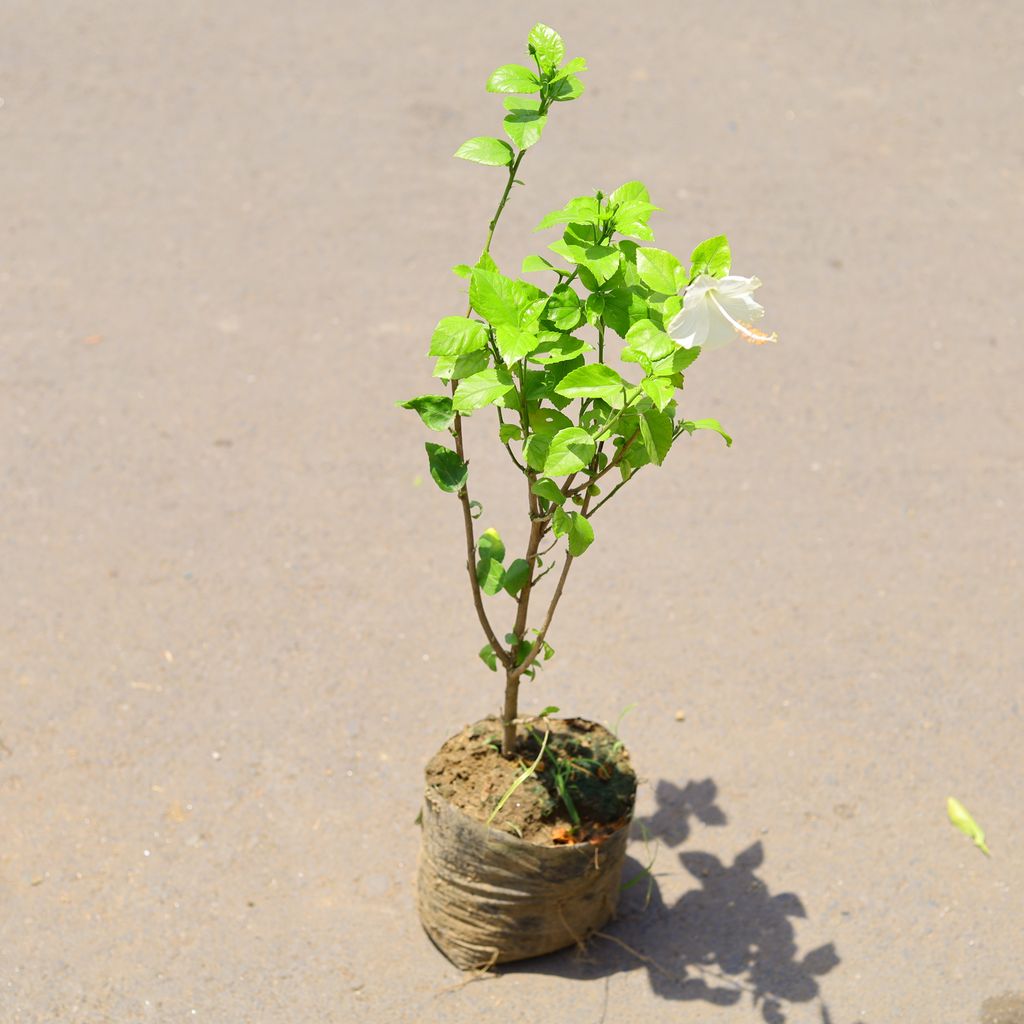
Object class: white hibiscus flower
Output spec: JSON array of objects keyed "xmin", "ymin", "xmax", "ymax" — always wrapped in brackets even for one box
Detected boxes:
[{"xmin": 667, "ymin": 274, "xmax": 778, "ymax": 350}]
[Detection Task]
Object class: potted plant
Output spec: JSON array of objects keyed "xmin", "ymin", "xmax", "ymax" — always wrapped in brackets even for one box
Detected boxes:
[{"xmin": 400, "ymin": 23, "xmax": 776, "ymax": 970}]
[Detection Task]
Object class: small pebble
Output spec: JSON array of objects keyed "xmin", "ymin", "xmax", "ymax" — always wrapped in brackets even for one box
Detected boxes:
[{"xmin": 674, "ymin": 710, "xmax": 686, "ymax": 722}]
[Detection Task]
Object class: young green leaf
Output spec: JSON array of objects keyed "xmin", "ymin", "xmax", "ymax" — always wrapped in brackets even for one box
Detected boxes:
[
  {"xmin": 469, "ymin": 268, "xmax": 522, "ymax": 328},
  {"xmin": 543, "ymin": 427, "xmax": 596, "ymax": 476},
  {"xmin": 543, "ymin": 285, "xmax": 583, "ymax": 331},
  {"xmin": 550, "ymin": 57, "xmax": 587, "ymax": 80},
  {"xmin": 689, "ymin": 234, "xmax": 731, "ymax": 279},
  {"xmin": 522, "ymin": 254, "xmax": 559, "ymax": 274},
  {"xmin": 476, "ymin": 554, "xmax": 505, "ymax": 595},
  {"xmin": 649, "ymin": 344, "xmax": 700, "ymax": 377},
  {"xmin": 554, "ymin": 363, "xmax": 628, "ymax": 403},
  {"xmin": 640, "ymin": 375, "xmax": 675, "ymax": 412},
  {"xmin": 623, "ymin": 319, "xmax": 677, "ymax": 363},
  {"xmin": 452, "ymin": 368, "xmax": 515, "ymax": 412},
  {"xmin": 552, "ymin": 507, "xmax": 594, "ymax": 555},
  {"xmin": 452, "ymin": 263, "xmax": 473, "ymax": 279},
  {"xmin": 397, "ymin": 395, "xmax": 455, "ymax": 431},
  {"xmin": 432, "ymin": 349, "xmax": 490, "ymax": 380},
  {"xmin": 498, "ymin": 423, "xmax": 523, "ymax": 443},
  {"xmin": 454, "ymin": 136, "xmax": 514, "ymax": 167},
  {"xmin": 636, "ymin": 246, "xmax": 685, "ymax": 295},
  {"xmin": 494, "ymin": 324, "xmax": 539, "ymax": 363},
  {"xmin": 502, "ymin": 558, "xmax": 531, "ymax": 597},
  {"xmin": 549, "ymin": 74, "xmax": 584, "ymax": 102},
  {"xmin": 531, "ymin": 477, "xmax": 566, "ymax": 505},
  {"xmin": 529, "ymin": 332, "xmax": 592, "ymax": 365},
  {"xmin": 535, "ymin": 196, "xmax": 601, "ymax": 231},
  {"xmin": 522, "ymin": 433, "xmax": 550, "ymax": 472},
  {"xmin": 486, "ymin": 63, "xmax": 541, "ymax": 94},
  {"xmin": 503, "ymin": 102, "xmax": 547, "ymax": 150},
  {"xmin": 478, "ymin": 527, "xmax": 506, "ymax": 562},
  {"xmin": 429, "ymin": 315, "xmax": 489, "ymax": 357},
  {"xmin": 479, "ymin": 644, "xmax": 498, "ymax": 671},
  {"xmin": 947, "ymin": 797, "xmax": 991, "ymax": 856},
  {"xmin": 681, "ymin": 418, "xmax": 733, "ymax": 447},
  {"xmin": 425, "ymin": 442, "xmax": 468, "ymax": 493},
  {"xmin": 527, "ymin": 23, "xmax": 565, "ymax": 71}
]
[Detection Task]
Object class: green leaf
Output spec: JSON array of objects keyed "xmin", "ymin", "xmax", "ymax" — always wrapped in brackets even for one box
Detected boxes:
[
  {"xmin": 623, "ymin": 319, "xmax": 676, "ymax": 363},
  {"xmin": 650, "ymin": 345, "xmax": 700, "ymax": 377},
  {"xmin": 535, "ymin": 196, "xmax": 601, "ymax": 231},
  {"xmin": 429, "ymin": 315, "xmax": 489, "ymax": 357},
  {"xmin": 531, "ymin": 477, "xmax": 566, "ymax": 505},
  {"xmin": 551, "ymin": 57, "xmax": 586, "ymax": 80},
  {"xmin": 469, "ymin": 268, "xmax": 521, "ymax": 328},
  {"xmin": 603, "ymin": 287, "xmax": 650, "ymax": 338},
  {"xmin": 495, "ymin": 324, "xmax": 540, "ymax": 363},
  {"xmin": 476, "ymin": 552, "xmax": 505, "ymax": 595},
  {"xmin": 640, "ymin": 376, "xmax": 675, "ymax": 412},
  {"xmin": 554, "ymin": 364, "xmax": 628, "ymax": 403},
  {"xmin": 610, "ymin": 181, "xmax": 650, "ymax": 206},
  {"xmin": 522, "ymin": 254, "xmax": 558, "ymax": 274},
  {"xmin": 529, "ymin": 332, "xmax": 592, "ymax": 365},
  {"xmin": 478, "ymin": 527, "xmax": 506, "ymax": 562},
  {"xmin": 502, "ymin": 558, "xmax": 531, "ymax": 597},
  {"xmin": 479, "ymin": 644, "xmax": 498, "ymax": 671},
  {"xmin": 543, "ymin": 285, "xmax": 583, "ymax": 331},
  {"xmin": 397, "ymin": 395, "xmax": 455, "ymax": 431},
  {"xmin": 636, "ymin": 247, "xmax": 685, "ymax": 294},
  {"xmin": 523, "ymin": 433, "xmax": 550, "ymax": 472},
  {"xmin": 549, "ymin": 227, "xmax": 621, "ymax": 284},
  {"xmin": 432, "ymin": 349, "xmax": 490, "ymax": 380},
  {"xmin": 425, "ymin": 442, "xmax": 468, "ymax": 492},
  {"xmin": 504, "ymin": 103, "xmax": 547, "ymax": 150},
  {"xmin": 639, "ymin": 408, "xmax": 673, "ymax": 465},
  {"xmin": 552, "ymin": 508, "xmax": 594, "ymax": 556},
  {"xmin": 499, "ymin": 423, "xmax": 523, "ymax": 443},
  {"xmin": 549, "ymin": 74, "xmax": 584, "ymax": 102},
  {"xmin": 543, "ymin": 427, "xmax": 596, "ymax": 476},
  {"xmin": 452, "ymin": 263, "xmax": 472, "ymax": 279},
  {"xmin": 528, "ymin": 406, "xmax": 573, "ymax": 437},
  {"xmin": 475, "ymin": 251, "xmax": 499, "ymax": 273},
  {"xmin": 452, "ymin": 368, "xmax": 515, "ymax": 412},
  {"xmin": 689, "ymin": 234, "xmax": 731, "ymax": 279},
  {"xmin": 486, "ymin": 63, "xmax": 541, "ymax": 94},
  {"xmin": 538, "ymin": 703, "xmax": 560, "ymax": 715},
  {"xmin": 454, "ymin": 136, "xmax": 514, "ymax": 167},
  {"xmin": 682, "ymin": 418, "xmax": 733, "ymax": 447},
  {"xmin": 527, "ymin": 23, "xmax": 565, "ymax": 71},
  {"xmin": 947, "ymin": 796, "xmax": 991, "ymax": 856}
]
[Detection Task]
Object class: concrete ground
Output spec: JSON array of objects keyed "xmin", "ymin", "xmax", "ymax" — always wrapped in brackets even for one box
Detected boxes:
[{"xmin": 2, "ymin": 2, "xmax": 1022, "ymax": 1021}]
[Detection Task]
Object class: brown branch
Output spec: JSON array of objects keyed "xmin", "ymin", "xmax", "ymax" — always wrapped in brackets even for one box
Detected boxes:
[
  {"xmin": 565, "ymin": 428, "xmax": 640, "ymax": 498},
  {"xmin": 452, "ymin": 407, "xmax": 513, "ymax": 671}
]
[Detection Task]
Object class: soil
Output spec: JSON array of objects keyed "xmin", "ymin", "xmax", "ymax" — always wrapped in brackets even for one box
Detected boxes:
[{"xmin": 424, "ymin": 716, "xmax": 637, "ymax": 845}]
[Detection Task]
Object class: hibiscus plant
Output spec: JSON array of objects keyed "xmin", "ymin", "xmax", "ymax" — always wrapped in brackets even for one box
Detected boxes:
[{"xmin": 400, "ymin": 24, "xmax": 775, "ymax": 758}]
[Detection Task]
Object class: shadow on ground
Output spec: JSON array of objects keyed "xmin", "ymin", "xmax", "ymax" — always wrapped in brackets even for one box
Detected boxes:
[{"xmin": 501, "ymin": 778, "xmax": 842, "ymax": 1024}]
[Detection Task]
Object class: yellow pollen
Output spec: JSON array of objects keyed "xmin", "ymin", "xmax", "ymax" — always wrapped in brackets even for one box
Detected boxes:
[{"xmin": 736, "ymin": 322, "xmax": 778, "ymax": 345}]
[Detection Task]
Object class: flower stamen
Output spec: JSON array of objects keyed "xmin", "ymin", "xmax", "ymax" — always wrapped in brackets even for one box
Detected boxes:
[{"xmin": 709, "ymin": 292, "xmax": 778, "ymax": 345}]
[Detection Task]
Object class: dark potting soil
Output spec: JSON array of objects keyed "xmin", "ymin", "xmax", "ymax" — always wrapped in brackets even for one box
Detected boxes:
[{"xmin": 424, "ymin": 716, "xmax": 637, "ymax": 845}]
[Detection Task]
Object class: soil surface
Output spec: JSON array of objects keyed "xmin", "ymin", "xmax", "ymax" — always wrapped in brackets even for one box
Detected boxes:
[{"xmin": 425, "ymin": 717, "xmax": 637, "ymax": 844}]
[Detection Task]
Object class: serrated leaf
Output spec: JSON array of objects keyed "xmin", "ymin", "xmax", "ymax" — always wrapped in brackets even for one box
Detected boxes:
[
  {"xmin": 429, "ymin": 315, "xmax": 489, "ymax": 357},
  {"xmin": 623, "ymin": 319, "xmax": 676, "ymax": 362},
  {"xmin": 527, "ymin": 23, "xmax": 565, "ymax": 71},
  {"xmin": 425, "ymin": 442, "xmax": 468, "ymax": 493},
  {"xmin": 535, "ymin": 196, "xmax": 601, "ymax": 231},
  {"xmin": 495, "ymin": 324, "xmax": 540, "ymax": 363},
  {"xmin": 500, "ymin": 97, "xmax": 546, "ymax": 149},
  {"xmin": 469, "ymin": 268, "xmax": 522, "ymax": 328},
  {"xmin": 452, "ymin": 368, "xmax": 515, "ymax": 412},
  {"xmin": 499, "ymin": 423, "xmax": 523, "ymax": 443},
  {"xmin": 454, "ymin": 136, "xmax": 514, "ymax": 167},
  {"xmin": 531, "ymin": 477, "xmax": 566, "ymax": 505},
  {"xmin": 432, "ymin": 349, "xmax": 490, "ymax": 381},
  {"xmin": 636, "ymin": 247, "xmax": 684, "ymax": 295},
  {"xmin": 552, "ymin": 508, "xmax": 594, "ymax": 555},
  {"xmin": 523, "ymin": 433, "xmax": 550, "ymax": 472},
  {"xmin": 543, "ymin": 285, "xmax": 583, "ymax": 331},
  {"xmin": 502, "ymin": 558, "xmax": 531, "ymax": 597},
  {"xmin": 543, "ymin": 427, "xmax": 596, "ymax": 476},
  {"xmin": 689, "ymin": 234, "xmax": 731, "ymax": 279},
  {"xmin": 554, "ymin": 364, "xmax": 628, "ymax": 402},
  {"xmin": 640, "ymin": 376, "xmax": 675, "ymax": 411},
  {"xmin": 639, "ymin": 408, "xmax": 673, "ymax": 465},
  {"xmin": 549, "ymin": 74, "xmax": 584, "ymax": 102},
  {"xmin": 528, "ymin": 333, "xmax": 592, "ymax": 365},
  {"xmin": 650, "ymin": 344, "xmax": 700, "ymax": 377},
  {"xmin": 551, "ymin": 57, "xmax": 587, "ymax": 80},
  {"xmin": 397, "ymin": 395, "xmax": 455, "ymax": 431},
  {"xmin": 486, "ymin": 63, "xmax": 541, "ymax": 94}
]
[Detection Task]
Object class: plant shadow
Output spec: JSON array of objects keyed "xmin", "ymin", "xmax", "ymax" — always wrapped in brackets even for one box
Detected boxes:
[{"xmin": 500, "ymin": 778, "xmax": 841, "ymax": 1024}]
